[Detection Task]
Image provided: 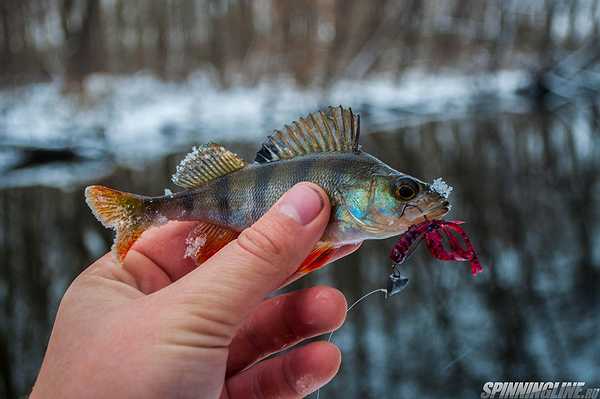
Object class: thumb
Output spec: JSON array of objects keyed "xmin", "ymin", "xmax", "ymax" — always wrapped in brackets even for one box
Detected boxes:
[{"xmin": 170, "ymin": 182, "xmax": 331, "ymax": 337}]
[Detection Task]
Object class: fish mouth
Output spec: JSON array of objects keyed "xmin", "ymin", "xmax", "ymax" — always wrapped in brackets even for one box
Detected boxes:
[
  {"xmin": 398, "ymin": 197, "xmax": 450, "ymax": 227},
  {"xmin": 423, "ymin": 200, "xmax": 451, "ymax": 220}
]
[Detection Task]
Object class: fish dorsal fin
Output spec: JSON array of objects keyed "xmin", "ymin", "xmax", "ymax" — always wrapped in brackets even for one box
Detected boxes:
[
  {"xmin": 254, "ymin": 105, "xmax": 360, "ymax": 163},
  {"xmin": 172, "ymin": 143, "xmax": 246, "ymax": 188}
]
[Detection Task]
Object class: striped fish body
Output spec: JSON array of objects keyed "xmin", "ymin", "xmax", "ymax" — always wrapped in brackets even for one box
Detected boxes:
[
  {"xmin": 85, "ymin": 107, "xmax": 450, "ymax": 282},
  {"xmin": 155, "ymin": 152, "xmax": 394, "ymax": 244}
]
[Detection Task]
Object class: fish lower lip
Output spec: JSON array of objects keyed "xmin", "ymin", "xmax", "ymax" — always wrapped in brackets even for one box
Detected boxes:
[
  {"xmin": 427, "ymin": 206, "xmax": 449, "ymax": 217},
  {"xmin": 432, "ymin": 201, "xmax": 450, "ymax": 211}
]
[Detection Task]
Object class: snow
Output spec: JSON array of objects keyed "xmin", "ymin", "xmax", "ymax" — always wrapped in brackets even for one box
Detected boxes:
[
  {"xmin": 173, "ymin": 145, "xmax": 201, "ymax": 183},
  {"xmin": 0, "ymin": 70, "xmax": 531, "ymax": 188},
  {"xmin": 0, "ymin": 70, "xmax": 529, "ymax": 164},
  {"xmin": 154, "ymin": 214, "xmax": 168, "ymax": 226},
  {"xmin": 184, "ymin": 232, "xmax": 207, "ymax": 259},
  {"xmin": 431, "ymin": 177, "xmax": 453, "ymax": 199}
]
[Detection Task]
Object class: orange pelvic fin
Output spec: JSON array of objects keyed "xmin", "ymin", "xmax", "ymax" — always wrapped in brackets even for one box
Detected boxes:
[
  {"xmin": 279, "ymin": 241, "xmax": 340, "ymax": 287},
  {"xmin": 184, "ymin": 222, "xmax": 239, "ymax": 265},
  {"xmin": 298, "ymin": 241, "xmax": 337, "ymax": 274}
]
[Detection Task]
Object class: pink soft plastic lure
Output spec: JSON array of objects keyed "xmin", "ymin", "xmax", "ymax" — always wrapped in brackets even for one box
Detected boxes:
[{"xmin": 390, "ymin": 219, "xmax": 483, "ymax": 275}]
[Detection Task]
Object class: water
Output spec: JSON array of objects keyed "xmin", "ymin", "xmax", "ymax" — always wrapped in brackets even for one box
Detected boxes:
[
  {"xmin": 2, "ymin": 0, "xmax": 600, "ymax": 396},
  {"xmin": 1, "ymin": 96, "xmax": 599, "ymax": 398}
]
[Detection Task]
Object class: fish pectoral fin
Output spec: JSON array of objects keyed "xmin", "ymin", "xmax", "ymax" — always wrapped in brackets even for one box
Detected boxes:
[
  {"xmin": 172, "ymin": 143, "xmax": 246, "ymax": 189},
  {"xmin": 279, "ymin": 242, "xmax": 340, "ymax": 287},
  {"xmin": 254, "ymin": 106, "xmax": 360, "ymax": 163},
  {"xmin": 298, "ymin": 242, "xmax": 337, "ymax": 273},
  {"xmin": 184, "ymin": 222, "xmax": 239, "ymax": 265}
]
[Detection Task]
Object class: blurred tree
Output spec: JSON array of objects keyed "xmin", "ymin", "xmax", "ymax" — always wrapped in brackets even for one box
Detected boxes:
[
  {"xmin": 60, "ymin": 0, "xmax": 105, "ymax": 90},
  {"xmin": 1, "ymin": 0, "xmax": 598, "ymax": 90}
]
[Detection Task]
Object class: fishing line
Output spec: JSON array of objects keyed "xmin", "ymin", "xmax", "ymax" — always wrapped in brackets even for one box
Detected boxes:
[
  {"xmin": 441, "ymin": 319, "xmax": 492, "ymax": 373},
  {"xmin": 441, "ymin": 346, "xmax": 476, "ymax": 373},
  {"xmin": 315, "ymin": 287, "xmax": 389, "ymax": 399}
]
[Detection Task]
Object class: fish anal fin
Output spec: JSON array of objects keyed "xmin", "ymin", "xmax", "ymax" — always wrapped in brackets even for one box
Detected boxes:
[
  {"xmin": 172, "ymin": 144, "xmax": 246, "ymax": 189},
  {"xmin": 254, "ymin": 106, "xmax": 360, "ymax": 163},
  {"xmin": 115, "ymin": 227, "xmax": 145, "ymax": 263},
  {"xmin": 184, "ymin": 222, "xmax": 239, "ymax": 265}
]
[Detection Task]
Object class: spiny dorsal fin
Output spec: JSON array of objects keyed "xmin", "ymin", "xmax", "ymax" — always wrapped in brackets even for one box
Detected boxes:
[
  {"xmin": 254, "ymin": 106, "xmax": 360, "ymax": 163},
  {"xmin": 172, "ymin": 144, "xmax": 246, "ymax": 188}
]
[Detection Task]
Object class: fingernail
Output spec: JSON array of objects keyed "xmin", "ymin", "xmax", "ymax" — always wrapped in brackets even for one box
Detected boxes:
[{"xmin": 279, "ymin": 184, "xmax": 324, "ymax": 225}]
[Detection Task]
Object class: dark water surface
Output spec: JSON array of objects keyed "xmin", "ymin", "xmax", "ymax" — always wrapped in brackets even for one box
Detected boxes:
[
  {"xmin": 2, "ymin": 101, "xmax": 600, "ymax": 398},
  {"xmin": 3, "ymin": 1, "xmax": 600, "ymax": 397}
]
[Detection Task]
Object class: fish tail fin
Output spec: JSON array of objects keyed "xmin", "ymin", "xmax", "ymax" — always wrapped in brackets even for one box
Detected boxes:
[{"xmin": 85, "ymin": 185, "xmax": 152, "ymax": 263}]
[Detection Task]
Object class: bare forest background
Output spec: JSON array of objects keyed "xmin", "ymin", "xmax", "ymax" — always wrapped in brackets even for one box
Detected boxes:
[
  {"xmin": 2, "ymin": 1, "xmax": 600, "ymax": 398},
  {"xmin": 2, "ymin": 0, "xmax": 599, "ymax": 89}
]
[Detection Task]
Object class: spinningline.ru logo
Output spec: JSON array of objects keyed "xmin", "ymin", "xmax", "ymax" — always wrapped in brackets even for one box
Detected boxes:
[{"xmin": 481, "ymin": 382, "xmax": 599, "ymax": 399}]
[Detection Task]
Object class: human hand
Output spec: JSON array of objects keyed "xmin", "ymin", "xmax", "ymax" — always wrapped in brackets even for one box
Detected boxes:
[{"xmin": 31, "ymin": 183, "xmax": 361, "ymax": 399}]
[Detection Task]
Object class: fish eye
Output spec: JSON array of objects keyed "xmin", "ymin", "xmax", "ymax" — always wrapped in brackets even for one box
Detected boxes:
[{"xmin": 394, "ymin": 179, "xmax": 419, "ymax": 201}]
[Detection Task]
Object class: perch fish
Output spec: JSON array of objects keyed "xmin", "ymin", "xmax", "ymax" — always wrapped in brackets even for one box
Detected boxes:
[{"xmin": 85, "ymin": 106, "xmax": 450, "ymax": 284}]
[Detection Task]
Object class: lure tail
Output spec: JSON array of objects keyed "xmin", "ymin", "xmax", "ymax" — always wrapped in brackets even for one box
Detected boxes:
[{"xmin": 85, "ymin": 185, "xmax": 153, "ymax": 262}]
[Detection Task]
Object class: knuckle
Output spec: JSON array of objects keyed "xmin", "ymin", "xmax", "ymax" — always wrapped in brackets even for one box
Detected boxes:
[{"xmin": 236, "ymin": 222, "xmax": 287, "ymax": 265}]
